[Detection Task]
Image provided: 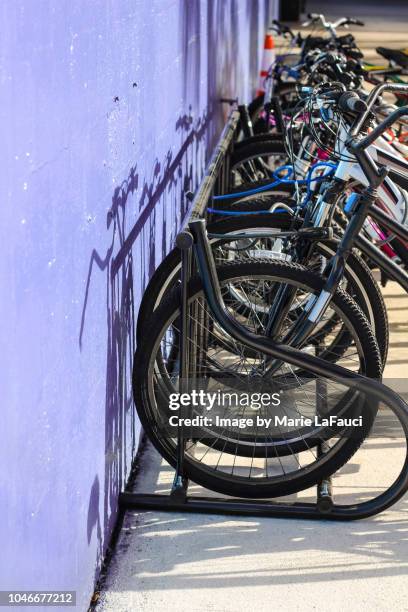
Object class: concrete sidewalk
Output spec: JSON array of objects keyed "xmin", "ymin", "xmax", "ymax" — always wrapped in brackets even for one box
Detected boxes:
[{"xmin": 94, "ymin": 279, "xmax": 408, "ymax": 612}]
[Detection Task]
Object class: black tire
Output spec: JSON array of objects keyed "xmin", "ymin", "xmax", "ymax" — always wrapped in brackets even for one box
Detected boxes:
[
  {"xmin": 231, "ymin": 138, "xmax": 287, "ymax": 165},
  {"xmin": 133, "ymin": 260, "xmax": 382, "ymax": 498},
  {"xmin": 230, "ymin": 137, "xmax": 291, "ymax": 188},
  {"xmin": 137, "ymin": 214, "xmax": 389, "ymax": 364}
]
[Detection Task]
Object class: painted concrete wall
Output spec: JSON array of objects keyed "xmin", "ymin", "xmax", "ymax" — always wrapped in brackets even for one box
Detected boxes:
[{"xmin": 0, "ymin": 1, "xmax": 275, "ymax": 609}]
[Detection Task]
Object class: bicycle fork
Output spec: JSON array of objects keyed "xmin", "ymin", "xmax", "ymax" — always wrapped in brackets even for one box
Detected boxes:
[
  {"xmin": 292, "ymin": 186, "xmax": 381, "ymax": 345},
  {"xmin": 263, "ymin": 185, "xmax": 381, "ymax": 378}
]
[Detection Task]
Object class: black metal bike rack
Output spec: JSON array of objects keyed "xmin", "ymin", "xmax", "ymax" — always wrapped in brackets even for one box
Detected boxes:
[{"xmin": 120, "ymin": 109, "xmax": 408, "ymax": 521}]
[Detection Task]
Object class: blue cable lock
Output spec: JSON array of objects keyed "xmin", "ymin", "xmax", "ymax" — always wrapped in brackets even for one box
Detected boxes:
[{"xmin": 208, "ymin": 161, "xmax": 337, "ymax": 216}]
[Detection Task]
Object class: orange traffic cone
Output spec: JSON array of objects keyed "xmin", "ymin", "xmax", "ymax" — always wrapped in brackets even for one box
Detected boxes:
[{"xmin": 256, "ymin": 31, "xmax": 275, "ymax": 97}]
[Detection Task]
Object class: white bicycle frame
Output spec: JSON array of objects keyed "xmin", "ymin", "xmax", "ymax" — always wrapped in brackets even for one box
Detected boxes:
[{"xmin": 335, "ymin": 123, "xmax": 408, "ymax": 224}]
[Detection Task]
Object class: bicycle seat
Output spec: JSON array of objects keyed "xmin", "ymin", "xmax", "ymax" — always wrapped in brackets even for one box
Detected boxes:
[{"xmin": 376, "ymin": 47, "xmax": 408, "ymax": 69}]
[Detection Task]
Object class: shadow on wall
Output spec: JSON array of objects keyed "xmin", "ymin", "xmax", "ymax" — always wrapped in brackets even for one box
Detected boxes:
[
  {"xmin": 81, "ymin": 109, "xmax": 211, "ymax": 581},
  {"xmin": 81, "ymin": 0, "xmax": 270, "ymax": 585},
  {"xmin": 206, "ymin": 0, "xmax": 240, "ymax": 141}
]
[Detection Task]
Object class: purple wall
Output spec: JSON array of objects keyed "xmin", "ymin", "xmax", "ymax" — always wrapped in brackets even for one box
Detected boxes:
[{"xmin": 0, "ymin": 1, "xmax": 275, "ymax": 609}]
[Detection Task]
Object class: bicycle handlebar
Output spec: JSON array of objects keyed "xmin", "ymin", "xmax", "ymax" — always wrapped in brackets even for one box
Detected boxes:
[
  {"xmin": 305, "ymin": 14, "xmax": 365, "ymax": 30},
  {"xmin": 351, "ymin": 106, "xmax": 408, "ymax": 150},
  {"xmin": 338, "ymin": 91, "xmax": 367, "ymax": 114},
  {"xmin": 351, "ymin": 82, "xmax": 408, "ymax": 136}
]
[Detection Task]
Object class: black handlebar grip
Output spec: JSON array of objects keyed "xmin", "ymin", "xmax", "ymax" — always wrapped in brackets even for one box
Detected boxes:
[{"xmin": 338, "ymin": 91, "xmax": 367, "ymax": 114}]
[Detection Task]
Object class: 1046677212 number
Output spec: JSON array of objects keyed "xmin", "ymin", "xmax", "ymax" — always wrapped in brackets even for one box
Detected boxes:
[{"xmin": 0, "ymin": 591, "xmax": 76, "ymax": 606}]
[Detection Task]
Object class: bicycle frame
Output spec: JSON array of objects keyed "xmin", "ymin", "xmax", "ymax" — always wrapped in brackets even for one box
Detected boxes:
[
  {"xmin": 258, "ymin": 92, "xmax": 408, "ymax": 348},
  {"xmin": 316, "ymin": 101, "xmax": 408, "ymax": 308}
]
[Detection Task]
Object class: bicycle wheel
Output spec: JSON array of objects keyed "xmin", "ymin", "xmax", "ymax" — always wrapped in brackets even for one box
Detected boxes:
[
  {"xmin": 137, "ymin": 214, "xmax": 388, "ymax": 363},
  {"xmin": 146, "ymin": 257, "xmax": 380, "ymax": 444},
  {"xmin": 230, "ymin": 137, "xmax": 291, "ymax": 187},
  {"xmin": 133, "ymin": 260, "xmax": 382, "ymax": 498}
]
